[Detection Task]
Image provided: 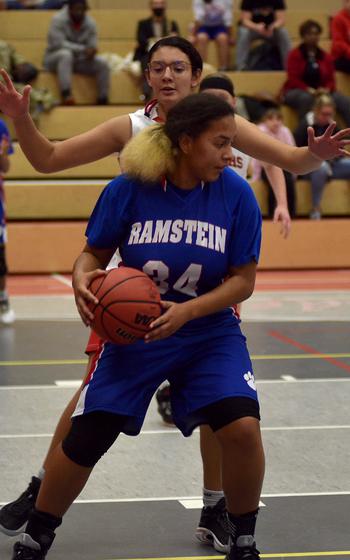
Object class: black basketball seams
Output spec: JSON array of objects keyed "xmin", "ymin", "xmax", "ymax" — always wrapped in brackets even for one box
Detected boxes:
[{"xmin": 97, "ymin": 274, "xmax": 157, "ymax": 305}]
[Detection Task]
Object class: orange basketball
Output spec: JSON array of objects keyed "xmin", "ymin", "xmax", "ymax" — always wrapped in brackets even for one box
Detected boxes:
[{"xmin": 88, "ymin": 267, "xmax": 162, "ymax": 345}]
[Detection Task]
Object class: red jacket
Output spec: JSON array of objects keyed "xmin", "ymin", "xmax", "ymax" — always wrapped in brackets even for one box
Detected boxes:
[
  {"xmin": 282, "ymin": 45, "xmax": 336, "ymax": 95},
  {"xmin": 331, "ymin": 8, "xmax": 350, "ymax": 59}
]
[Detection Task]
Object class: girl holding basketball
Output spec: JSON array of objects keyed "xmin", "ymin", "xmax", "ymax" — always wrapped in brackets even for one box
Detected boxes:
[
  {"xmin": 11, "ymin": 93, "xmax": 264, "ymax": 560},
  {"xmin": 1, "ymin": 36, "xmax": 350, "ymax": 555}
]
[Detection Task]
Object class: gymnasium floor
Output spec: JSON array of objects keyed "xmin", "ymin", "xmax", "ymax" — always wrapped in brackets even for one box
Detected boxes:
[{"xmin": 0, "ymin": 269, "xmax": 350, "ymax": 560}]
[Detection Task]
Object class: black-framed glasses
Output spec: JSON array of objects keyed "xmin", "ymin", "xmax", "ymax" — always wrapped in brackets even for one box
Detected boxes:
[{"xmin": 148, "ymin": 61, "xmax": 192, "ymax": 76}]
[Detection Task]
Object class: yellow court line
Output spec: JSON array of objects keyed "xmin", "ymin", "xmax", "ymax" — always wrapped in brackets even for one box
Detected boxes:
[
  {"xmin": 106, "ymin": 553, "xmax": 350, "ymax": 560},
  {"xmin": 0, "ymin": 354, "xmax": 350, "ymax": 367}
]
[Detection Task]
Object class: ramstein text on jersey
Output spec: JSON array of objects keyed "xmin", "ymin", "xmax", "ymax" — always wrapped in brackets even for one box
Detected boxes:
[{"xmin": 128, "ymin": 219, "xmax": 227, "ymax": 254}]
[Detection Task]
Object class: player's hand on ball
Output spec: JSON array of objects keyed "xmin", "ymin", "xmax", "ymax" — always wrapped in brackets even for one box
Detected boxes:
[
  {"xmin": 73, "ymin": 269, "xmax": 107, "ymax": 326},
  {"xmin": 145, "ymin": 301, "xmax": 190, "ymax": 342},
  {"xmin": 0, "ymin": 69, "xmax": 31, "ymax": 119}
]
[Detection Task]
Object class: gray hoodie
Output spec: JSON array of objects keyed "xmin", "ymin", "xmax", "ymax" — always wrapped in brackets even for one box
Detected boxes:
[{"xmin": 44, "ymin": 5, "xmax": 97, "ymax": 60}]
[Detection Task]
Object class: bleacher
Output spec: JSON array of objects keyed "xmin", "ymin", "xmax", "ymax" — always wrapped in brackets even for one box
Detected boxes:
[{"xmin": 2, "ymin": 3, "xmax": 350, "ymax": 272}]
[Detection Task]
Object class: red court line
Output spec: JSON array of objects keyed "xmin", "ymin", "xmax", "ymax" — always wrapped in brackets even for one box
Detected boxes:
[{"xmin": 269, "ymin": 330, "xmax": 350, "ymax": 374}]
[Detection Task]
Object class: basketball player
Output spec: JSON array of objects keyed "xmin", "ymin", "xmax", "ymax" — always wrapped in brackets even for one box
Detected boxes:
[
  {"xmin": 0, "ymin": 37, "xmax": 349, "ymax": 553},
  {"xmin": 11, "ymin": 92, "xmax": 265, "ymax": 560}
]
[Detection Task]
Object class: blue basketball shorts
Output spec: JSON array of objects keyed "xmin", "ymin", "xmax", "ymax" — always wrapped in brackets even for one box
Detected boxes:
[
  {"xmin": 0, "ymin": 195, "xmax": 6, "ymax": 246},
  {"xmin": 72, "ymin": 322, "xmax": 259, "ymax": 436},
  {"xmin": 197, "ymin": 24, "xmax": 228, "ymax": 40}
]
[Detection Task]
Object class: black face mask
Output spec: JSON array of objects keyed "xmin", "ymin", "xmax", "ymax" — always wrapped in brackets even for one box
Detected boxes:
[{"xmin": 153, "ymin": 7, "xmax": 165, "ymax": 16}]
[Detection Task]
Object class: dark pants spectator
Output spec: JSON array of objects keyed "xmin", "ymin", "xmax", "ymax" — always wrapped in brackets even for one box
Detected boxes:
[
  {"xmin": 44, "ymin": 49, "xmax": 110, "ymax": 103},
  {"xmin": 236, "ymin": 26, "xmax": 290, "ymax": 70}
]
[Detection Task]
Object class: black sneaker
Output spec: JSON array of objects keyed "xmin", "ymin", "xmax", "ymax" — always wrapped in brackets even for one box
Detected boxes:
[
  {"xmin": 155, "ymin": 385, "xmax": 174, "ymax": 425},
  {"xmin": 227, "ymin": 535, "xmax": 261, "ymax": 560},
  {"xmin": 195, "ymin": 497, "xmax": 229, "ymax": 552},
  {"xmin": 0, "ymin": 477, "xmax": 41, "ymax": 536},
  {"xmin": 12, "ymin": 533, "xmax": 52, "ymax": 560}
]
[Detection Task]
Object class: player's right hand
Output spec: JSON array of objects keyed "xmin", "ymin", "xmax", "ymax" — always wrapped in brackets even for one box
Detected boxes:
[
  {"xmin": 73, "ymin": 269, "xmax": 106, "ymax": 326},
  {"xmin": 0, "ymin": 69, "xmax": 31, "ymax": 119}
]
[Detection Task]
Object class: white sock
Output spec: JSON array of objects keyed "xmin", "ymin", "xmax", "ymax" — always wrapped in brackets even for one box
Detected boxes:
[
  {"xmin": 37, "ymin": 467, "xmax": 46, "ymax": 480},
  {"xmin": 203, "ymin": 488, "xmax": 225, "ymax": 508}
]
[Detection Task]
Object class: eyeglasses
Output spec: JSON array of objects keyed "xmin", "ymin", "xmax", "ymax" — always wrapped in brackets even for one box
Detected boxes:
[{"xmin": 148, "ymin": 61, "xmax": 192, "ymax": 76}]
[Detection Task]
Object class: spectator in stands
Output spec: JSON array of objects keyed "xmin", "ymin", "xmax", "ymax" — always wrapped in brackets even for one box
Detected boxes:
[
  {"xmin": 282, "ymin": 19, "xmax": 350, "ymax": 127},
  {"xmin": 253, "ymin": 107, "xmax": 296, "ymax": 218},
  {"xmin": 331, "ymin": 0, "xmax": 350, "ymax": 73},
  {"xmin": 0, "ymin": 118, "xmax": 15, "ymax": 324},
  {"xmin": 0, "ymin": 0, "xmax": 64, "ymax": 8},
  {"xmin": 43, "ymin": 0, "xmax": 110, "ymax": 105},
  {"xmin": 0, "ymin": 40, "xmax": 57, "ymax": 120},
  {"xmin": 192, "ymin": 0, "xmax": 232, "ymax": 71},
  {"xmin": 236, "ymin": 0, "xmax": 290, "ymax": 71},
  {"xmin": 294, "ymin": 94, "xmax": 350, "ymax": 220},
  {"xmin": 133, "ymin": 0, "xmax": 179, "ymax": 101}
]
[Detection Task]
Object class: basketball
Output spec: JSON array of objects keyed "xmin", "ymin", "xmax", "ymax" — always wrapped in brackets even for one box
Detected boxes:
[{"xmin": 88, "ymin": 267, "xmax": 162, "ymax": 345}]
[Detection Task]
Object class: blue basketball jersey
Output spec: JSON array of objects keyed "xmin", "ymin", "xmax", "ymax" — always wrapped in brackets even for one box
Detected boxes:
[{"xmin": 86, "ymin": 167, "xmax": 261, "ymax": 331}]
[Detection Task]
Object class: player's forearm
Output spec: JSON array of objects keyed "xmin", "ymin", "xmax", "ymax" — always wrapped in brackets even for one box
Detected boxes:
[
  {"xmin": 0, "ymin": 154, "xmax": 9, "ymax": 173},
  {"xmin": 183, "ymin": 265, "xmax": 256, "ymax": 321},
  {"xmin": 13, "ymin": 112, "xmax": 57, "ymax": 172},
  {"xmin": 234, "ymin": 115, "xmax": 322, "ymax": 174},
  {"xmin": 263, "ymin": 164, "xmax": 288, "ymax": 208}
]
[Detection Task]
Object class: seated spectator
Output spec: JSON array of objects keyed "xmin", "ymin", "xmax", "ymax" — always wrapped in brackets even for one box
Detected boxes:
[
  {"xmin": 43, "ymin": 0, "xmax": 110, "ymax": 105},
  {"xmin": 281, "ymin": 19, "xmax": 350, "ymax": 127},
  {"xmin": 294, "ymin": 94, "xmax": 350, "ymax": 220},
  {"xmin": 0, "ymin": 40, "xmax": 57, "ymax": 119},
  {"xmin": 253, "ymin": 108, "xmax": 296, "ymax": 218},
  {"xmin": 192, "ymin": 0, "xmax": 232, "ymax": 71},
  {"xmin": 133, "ymin": 0, "xmax": 179, "ymax": 101},
  {"xmin": 236, "ymin": 0, "xmax": 290, "ymax": 71},
  {"xmin": 0, "ymin": 0, "xmax": 64, "ymax": 8},
  {"xmin": 331, "ymin": 0, "xmax": 350, "ymax": 73}
]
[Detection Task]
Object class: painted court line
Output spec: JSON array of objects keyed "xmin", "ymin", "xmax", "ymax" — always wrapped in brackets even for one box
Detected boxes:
[
  {"xmin": 269, "ymin": 331, "xmax": 350, "ymax": 374},
  {"xmin": 105, "ymin": 552, "xmax": 350, "ymax": 559},
  {"xmin": 1, "ymin": 425, "xmax": 350, "ymax": 440},
  {"xmin": 0, "ymin": 354, "xmax": 349, "ymax": 367},
  {"xmin": 1, "ymin": 491, "xmax": 350, "ymax": 508}
]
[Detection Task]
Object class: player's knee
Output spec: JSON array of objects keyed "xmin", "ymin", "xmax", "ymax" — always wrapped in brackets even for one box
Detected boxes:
[
  {"xmin": 62, "ymin": 411, "xmax": 125, "ymax": 467},
  {"xmin": 203, "ymin": 396, "xmax": 260, "ymax": 433},
  {"xmin": 0, "ymin": 245, "xmax": 8, "ymax": 277}
]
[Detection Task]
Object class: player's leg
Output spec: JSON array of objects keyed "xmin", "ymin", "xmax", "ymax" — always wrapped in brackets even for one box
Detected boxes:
[
  {"xmin": 215, "ymin": 412, "xmax": 264, "ymax": 560},
  {"xmin": 11, "ymin": 411, "xmax": 124, "ymax": 560},
  {"xmin": 0, "ymin": 334, "xmax": 100, "ymax": 536},
  {"xmin": 0, "ymin": 201, "xmax": 15, "ymax": 324},
  {"xmin": 196, "ymin": 424, "xmax": 230, "ymax": 553}
]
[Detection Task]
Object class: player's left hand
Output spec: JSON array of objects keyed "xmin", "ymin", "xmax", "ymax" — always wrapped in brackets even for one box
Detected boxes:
[
  {"xmin": 145, "ymin": 301, "xmax": 190, "ymax": 342},
  {"xmin": 308, "ymin": 122, "xmax": 350, "ymax": 160},
  {"xmin": 273, "ymin": 205, "xmax": 291, "ymax": 239}
]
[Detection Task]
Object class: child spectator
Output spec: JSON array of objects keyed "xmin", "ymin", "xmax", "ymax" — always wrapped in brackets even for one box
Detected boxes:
[
  {"xmin": 253, "ymin": 108, "xmax": 296, "ymax": 218},
  {"xmin": 0, "ymin": 118, "xmax": 15, "ymax": 324},
  {"xmin": 192, "ymin": 0, "xmax": 232, "ymax": 70},
  {"xmin": 294, "ymin": 94, "xmax": 350, "ymax": 220},
  {"xmin": 282, "ymin": 19, "xmax": 350, "ymax": 126}
]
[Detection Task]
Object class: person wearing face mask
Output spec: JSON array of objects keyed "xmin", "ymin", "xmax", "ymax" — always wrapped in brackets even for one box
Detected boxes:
[
  {"xmin": 133, "ymin": 0, "xmax": 180, "ymax": 100},
  {"xmin": 43, "ymin": 0, "xmax": 110, "ymax": 105}
]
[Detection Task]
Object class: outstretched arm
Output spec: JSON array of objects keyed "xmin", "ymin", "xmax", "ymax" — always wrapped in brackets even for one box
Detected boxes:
[
  {"xmin": 262, "ymin": 163, "xmax": 291, "ymax": 238},
  {"xmin": 0, "ymin": 69, "xmax": 131, "ymax": 173},
  {"xmin": 234, "ymin": 115, "xmax": 350, "ymax": 175}
]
